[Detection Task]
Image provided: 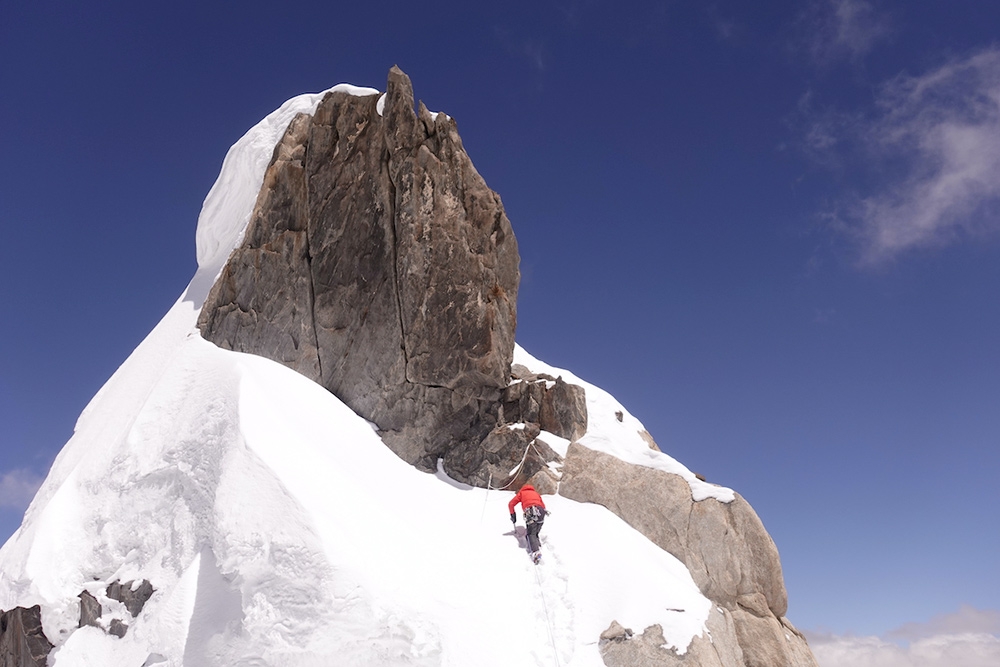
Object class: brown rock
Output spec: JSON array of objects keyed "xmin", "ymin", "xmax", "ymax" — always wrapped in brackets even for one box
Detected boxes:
[
  {"xmin": 502, "ymin": 376, "xmax": 588, "ymax": 442},
  {"xmin": 559, "ymin": 442, "xmax": 818, "ymax": 665},
  {"xmin": 539, "ymin": 377, "xmax": 587, "ymax": 441},
  {"xmin": 106, "ymin": 579, "xmax": 154, "ymax": 618},
  {"xmin": 599, "ymin": 620, "xmax": 633, "ymax": 643},
  {"xmin": 730, "ymin": 608, "xmax": 820, "ymax": 667},
  {"xmin": 0, "ymin": 606, "xmax": 53, "ymax": 667},
  {"xmin": 600, "ymin": 624, "xmax": 688, "ymax": 667},
  {"xmin": 78, "ymin": 590, "xmax": 101, "ymax": 628},
  {"xmin": 198, "ymin": 67, "xmax": 520, "ymax": 480}
]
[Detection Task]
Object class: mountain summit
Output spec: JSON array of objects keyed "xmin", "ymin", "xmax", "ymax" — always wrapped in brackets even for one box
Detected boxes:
[
  {"xmin": 198, "ymin": 66, "xmax": 522, "ymax": 482},
  {"xmin": 0, "ymin": 68, "xmax": 818, "ymax": 667}
]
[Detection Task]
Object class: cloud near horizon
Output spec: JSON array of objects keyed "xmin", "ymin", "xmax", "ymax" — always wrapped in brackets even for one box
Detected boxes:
[
  {"xmin": 811, "ymin": 47, "xmax": 1000, "ymax": 265},
  {"xmin": 807, "ymin": 606, "xmax": 1000, "ymax": 667},
  {"xmin": 0, "ymin": 468, "xmax": 44, "ymax": 510}
]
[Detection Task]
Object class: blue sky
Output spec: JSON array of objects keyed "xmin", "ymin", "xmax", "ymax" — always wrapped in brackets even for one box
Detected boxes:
[{"xmin": 1, "ymin": 0, "xmax": 998, "ymax": 654}]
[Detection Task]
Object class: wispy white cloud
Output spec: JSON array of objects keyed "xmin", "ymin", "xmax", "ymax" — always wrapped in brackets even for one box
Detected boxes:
[
  {"xmin": 851, "ymin": 48, "xmax": 1000, "ymax": 263},
  {"xmin": 796, "ymin": 0, "xmax": 891, "ymax": 64},
  {"xmin": 804, "ymin": 47, "xmax": 1000, "ymax": 265},
  {"xmin": 0, "ymin": 468, "xmax": 44, "ymax": 510},
  {"xmin": 806, "ymin": 606, "xmax": 1000, "ymax": 667}
]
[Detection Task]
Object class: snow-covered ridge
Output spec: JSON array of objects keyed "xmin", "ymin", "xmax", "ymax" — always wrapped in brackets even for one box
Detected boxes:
[
  {"xmin": 513, "ymin": 346, "xmax": 735, "ymax": 503},
  {"xmin": 0, "ymin": 82, "xmax": 735, "ymax": 665},
  {"xmin": 1, "ymin": 333, "xmax": 713, "ymax": 665}
]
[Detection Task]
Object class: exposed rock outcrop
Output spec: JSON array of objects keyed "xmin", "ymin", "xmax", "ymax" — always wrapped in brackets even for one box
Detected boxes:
[
  {"xmin": 0, "ymin": 606, "xmax": 52, "ymax": 667},
  {"xmin": 106, "ymin": 579, "xmax": 155, "ymax": 619},
  {"xmin": 601, "ymin": 624, "xmax": 689, "ymax": 667},
  {"xmin": 502, "ymin": 374, "xmax": 588, "ymax": 441},
  {"xmin": 77, "ymin": 580, "xmax": 155, "ymax": 639},
  {"xmin": 600, "ymin": 620, "xmax": 634, "ymax": 643},
  {"xmin": 559, "ymin": 443, "xmax": 818, "ymax": 666},
  {"xmin": 199, "ymin": 67, "xmax": 521, "ymax": 480},
  {"xmin": 78, "ymin": 590, "xmax": 101, "ymax": 628}
]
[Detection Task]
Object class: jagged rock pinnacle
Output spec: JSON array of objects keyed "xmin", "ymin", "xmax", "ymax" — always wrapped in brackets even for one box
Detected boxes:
[{"xmin": 198, "ymin": 67, "xmax": 522, "ymax": 476}]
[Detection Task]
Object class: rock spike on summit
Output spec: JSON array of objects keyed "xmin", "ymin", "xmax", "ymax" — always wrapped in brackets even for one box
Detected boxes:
[{"xmin": 384, "ymin": 65, "xmax": 417, "ymax": 140}]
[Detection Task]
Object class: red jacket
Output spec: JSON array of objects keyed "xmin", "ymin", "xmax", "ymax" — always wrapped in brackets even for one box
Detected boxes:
[{"xmin": 509, "ymin": 485, "xmax": 545, "ymax": 514}]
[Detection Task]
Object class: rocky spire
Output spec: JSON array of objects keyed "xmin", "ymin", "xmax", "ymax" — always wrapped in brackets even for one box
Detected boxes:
[{"xmin": 198, "ymin": 67, "xmax": 520, "ymax": 473}]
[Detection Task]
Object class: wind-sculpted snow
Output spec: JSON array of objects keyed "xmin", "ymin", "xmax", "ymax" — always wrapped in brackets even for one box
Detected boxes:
[{"xmin": 0, "ymin": 318, "xmax": 711, "ymax": 665}]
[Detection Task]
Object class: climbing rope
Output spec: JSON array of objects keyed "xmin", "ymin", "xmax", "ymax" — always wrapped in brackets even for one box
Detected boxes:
[
  {"xmin": 484, "ymin": 432, "xmax": 560, "ymax": 665},
  {"xmin": 493, "ymin": 437, "xmax": 542, "ymax": 491},
  {"xmin": 479, "ymin": 471, "xmax": 492, "ymax": 525},
  {"xmin": 533, "ymin": 561, "xmax": 561, "ymax": 667}
]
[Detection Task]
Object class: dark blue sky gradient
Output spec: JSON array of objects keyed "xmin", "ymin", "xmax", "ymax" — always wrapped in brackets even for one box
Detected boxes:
[{"xmin": 2, "ymin": 0, "xmax": 998, "ymax": 637}]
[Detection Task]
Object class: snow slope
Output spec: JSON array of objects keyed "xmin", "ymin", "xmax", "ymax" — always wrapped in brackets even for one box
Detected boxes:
[{"xmin": 0, "ymin": 83, "xmax": 728, "ymax": 666}]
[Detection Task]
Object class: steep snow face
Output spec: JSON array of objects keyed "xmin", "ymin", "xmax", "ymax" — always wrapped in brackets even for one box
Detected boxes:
[
  {"xmin": 0, "ymin": 334, "xmax": 711, "ymax": 666},
  {"xmin": 0, "ymin": 84, "xmax": 720, "ymax": 666}
]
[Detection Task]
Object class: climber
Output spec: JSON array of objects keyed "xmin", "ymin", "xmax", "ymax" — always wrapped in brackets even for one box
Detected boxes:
[{"xmin": 509, "ymin": 483, "xmax": 547, "ymax": 563}]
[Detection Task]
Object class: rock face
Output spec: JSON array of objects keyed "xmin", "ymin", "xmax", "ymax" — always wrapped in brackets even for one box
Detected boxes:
[
  {"xmin": 199, "ymin": 66, "xmax": 521, "ymax": 477},
  {"xmin": 77, "ymin": 580, "xmax": 155, "ymax": 639},
  {"xmin": 561, "ymin": 443, "xmax": 818, "ymax": 667},
  {"xmin": 106, "ymin": 579, "xmax": 155, "ymax": 619},
  {"xmin": 503, "ymin": 366, "xmax": 589, "ymax": 442},
  {"xmin": 0, "ymin": 606, "xmax": 52, "ymax": 667},
  {"xmin": 78, "ymin": 591, "xmax": 101, "ymax": 628}
]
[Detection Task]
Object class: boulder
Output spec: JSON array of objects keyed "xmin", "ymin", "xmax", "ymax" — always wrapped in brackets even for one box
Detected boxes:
[
  {"xmin": 0, "ymin": 606, "xmax": 52, "ymax": 667},
  {"xmin": 539, "ymin": 377, "xmax": 587, "ymax": 441},
  {"xmin": 600, "ymin": 624, "xmax": 690, "ymax": 667},
  {"xmin": 107, "ymin": 619, "xmax": 128, "ymax": 639},
  {"xmin": 74, "ymin": 580, "xmax": 154, "ymax": 640},
  {"xmin": 502, "ymin": 377, "xmax": 588, "ymax": 442},
  {"xmin": 78, "ymin": 590, "xmax": 101, "ymax": 628},
  {"xmin": 558, "ymin": 442, "xmax": 817, "ymax": 666},
  {"xmin": 599, "ymin": 620, "xmax": 633, "ymax": 643},
  {"xmin": 501, "ymin": 379, "xmax": 545, "ymax": 424},
  {"xmin": 106, "ymin": 579, "xmax": 155, "ymax": 618},
  {"xmin": 524, "ymin": 442, "xmax": 561, "ymax": 495}
]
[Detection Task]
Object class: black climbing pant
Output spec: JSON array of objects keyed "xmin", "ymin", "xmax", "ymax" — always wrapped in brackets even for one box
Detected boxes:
[
  {"xmin": 524, "ymin": 505, "xmax": 546, "ymax": 553},
  {"xmin": 526, "ymin": 520, "xmax": 543, "ymax": 553}
]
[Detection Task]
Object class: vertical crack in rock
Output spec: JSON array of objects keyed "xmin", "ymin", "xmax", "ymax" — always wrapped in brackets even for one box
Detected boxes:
[
  {"xmin": 385, "ymin": 146, "xmax": 409, "ymax": 375},
  {"xmin": 302, "ymin": 116, "xmax": 323, "ymax": 382},
  {"xmin": 198, "ymin": 67, "xmax": 521, "ymax": 479}
]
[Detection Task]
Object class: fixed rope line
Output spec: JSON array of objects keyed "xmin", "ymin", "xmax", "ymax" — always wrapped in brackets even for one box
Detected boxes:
[
  {"xmin": 495, "ymin": 437, "xmax": 540, "ymax": 491},
  {"xmin": 534, "ymin": 563, "xmax": 561, "ymax": 667},
  {"xmin": 479, "ymin": 471, "xmax": 493, "ymax": 525}
]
